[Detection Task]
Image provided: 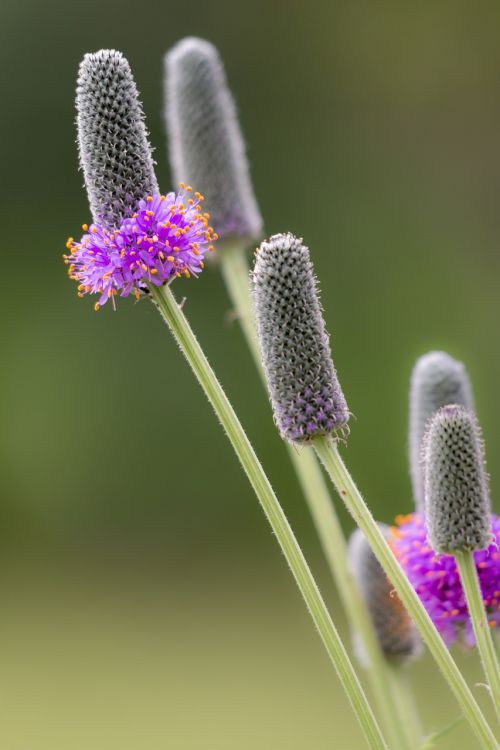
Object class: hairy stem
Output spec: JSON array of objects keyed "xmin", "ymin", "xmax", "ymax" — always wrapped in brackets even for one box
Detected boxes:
[
  {"xmin": 455, "ymin": 549, "xmax": 500, "ymax": 722},
  {"xmin": 149, "ymin": 282, "xmax": 388, "ymax": 750},
  {"xmin": 314, "ymin": 436, "xmax": 498, "ymax": 750}
]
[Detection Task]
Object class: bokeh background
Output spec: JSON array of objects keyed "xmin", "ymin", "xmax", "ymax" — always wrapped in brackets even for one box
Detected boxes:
[{"xmin": 1, "ymin": 1, "xmax": 500, "ymax": 747}]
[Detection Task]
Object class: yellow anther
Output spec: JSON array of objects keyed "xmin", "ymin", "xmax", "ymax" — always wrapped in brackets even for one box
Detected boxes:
[
  {"xmin": 186, "ymin": 185, "xmax": 192, "ymax": 192},
  {"xmin": 94, "ymin": 303, "xmax": 100, "ymax": 312},
  {"xmin": 82, "ymin": 223, "xmax": 88, "ymax": 231},
  {"xmin": 192, "ymin": 248, "xmax": 200, "ymax": 255},
  {"xmin": 146, "ymin": 195, "xmax": 154, "ymax": 202},
  {"xmin": 91, "ymin": 226, "xmax": 97, "ymax": 233},
  {"xmin": 151, "ymin": 268, "xmax": 158, "ymax": 275},
  {"xmin": 146, "ymin": 210, "xmax": 154, "ymax": 217},
  {"xmin": 141, "ymin": 263, "xmax": 148, "ymax": 271},
  {"xmin": 167, "ymin": 255, "xmax": 174, "ymax": 262},
  {"xmin": 135, "ymin": 289, "xmax": 140, "ymax": 301},
  {"xmin": 200, "ymin": 261, "xmax": 205, "ymax": 268},
  {"xmin": 160, "ymin": 195, "xmax": 165, "ymax": 201},
  {"xmin": 179, "ymin": 182, "xmax": 186, "ymax": 189},
  {"xmin": 173, "ymin": 246, "xmax": 180, "ymax": 252},
  {"xmin": 208, "ymin": 245, "xmax": 214, "ymax": 252}
]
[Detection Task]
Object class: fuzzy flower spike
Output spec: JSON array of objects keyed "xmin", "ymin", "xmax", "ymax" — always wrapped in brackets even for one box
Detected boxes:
[
  {"xmin": 391, "ymin": 406, "xmax": 500, "ymax": 646},
  {"xmin": 408, "ymin": 351, "xmax": 474, "ymax": 511},
  {"xmin": 64, "ymin": 50, "xmax": 216, "ymax": 309},
  {"xmin": 165, "ymin": 37, "xmax": 263, "ymax": 243},
  {"xmin": 348, "ymin": 525, "xmax": 421, "ymax": 663},
  {"xmin": 252, "ymin": 233, "xmax": 349, "ymax": 443}
]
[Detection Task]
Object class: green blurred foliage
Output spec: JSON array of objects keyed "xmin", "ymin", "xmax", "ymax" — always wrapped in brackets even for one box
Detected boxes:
[{"xmin": 0, "ymin": 0, "xmax": 500, "ymax": 747}]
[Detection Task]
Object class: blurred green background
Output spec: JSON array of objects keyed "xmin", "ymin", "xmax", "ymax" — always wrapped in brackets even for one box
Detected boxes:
[{"xmin": 1, "ymin": 0, "xmax": 500, "ymax": 747}]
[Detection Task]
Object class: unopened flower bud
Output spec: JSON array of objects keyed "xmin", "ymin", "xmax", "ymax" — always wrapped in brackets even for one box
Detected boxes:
[
  {"xmin": 164, "ymin": 37, "xmax": 262, "ymax": 243},
  {"xmin": 348, "ymin": 525, "xmax": 421, "ymax": 663},
  {"xmin": 252, "ymin": 233, "xmax": 348, "ymax": 444},
  {"xmin": 409, "ymin": 352, "xmax": 474, "ymax": 510},
  {"xmin": 77, "ymin": 49, "xmax": 158, "ymax": 229},
  {"xmin": 424, "ymin": 405, "xmax": 491, "ymax": 553}
]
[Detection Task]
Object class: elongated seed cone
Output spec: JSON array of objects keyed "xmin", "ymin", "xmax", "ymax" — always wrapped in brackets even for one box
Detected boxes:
[
  {"xmin": 164, "ymin": 37, "xmax": 263, "ymax": 243},
  {"xmin": 424, "ymin": 405, "xmax": 491, "ymax": 553},
  {"xmin": 348, "ymin": 525, "xmax": 421, "ymax": 664},
  {"xmin": 252, "ymin": 233, "xmax": 348, "ymax": 444},
  {"xmin": 409, "ymin": 352, "xmax": 474, "ymax": 510},
  {"xmin": 77, "ymin": 49, "xmax": 158, "ymax": 230}
]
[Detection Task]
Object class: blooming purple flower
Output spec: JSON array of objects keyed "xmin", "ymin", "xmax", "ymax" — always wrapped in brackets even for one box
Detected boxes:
[
  {"xmin": 65, "ymin": 187, "xmax": 217, "ymax": 310},
  {"xmin": 389, "ymin": 512, "xmax": 500, "ymax": 646}
]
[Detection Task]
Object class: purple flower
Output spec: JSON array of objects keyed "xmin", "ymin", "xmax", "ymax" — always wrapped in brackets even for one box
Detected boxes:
[
  {"xmin": 65, "ymin": 187, "xmax": 217, "ymax": 310},
  {"xmin": 390, "ymin": 512, "xmax": 500, "ymax": 646}
]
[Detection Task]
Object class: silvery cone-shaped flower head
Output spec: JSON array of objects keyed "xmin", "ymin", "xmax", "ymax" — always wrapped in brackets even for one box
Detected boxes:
[
  {"xmin": 424, "ymin": 405, "xmax": 491, "ymax": 553},
  {"xmin": 348, "ymin": 525, "xmax": 421, "ymax": 664},
  {"xmin": 252, "ymin": 233, "xmax": 349, "ymax": 444},
  {"xmin": 164, "ymin": 37, "xmax": 263, "ymax": 244},
  {"xmin": 409, "ymin": 351, "xmax": 474, "ymax": 511},
  {"xmin": 77, "ymin": 49, "xmax": 159, "ymax": 230}
]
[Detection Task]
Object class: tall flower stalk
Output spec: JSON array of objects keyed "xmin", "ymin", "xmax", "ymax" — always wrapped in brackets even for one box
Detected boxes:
[
  {"xmin": 66, "ymin": 48, "xmax": 389, "ymax": 750},
  {"xmin": 163, "ymin": 40, "xmax": 408, "ymax": 747},
  {"xmin": 251, "ymin": 232, "xmax": 498, "ymax": 749},
  {"xmin": 424, "ymin": 405, "xmax": 500, "ymax": 720}
]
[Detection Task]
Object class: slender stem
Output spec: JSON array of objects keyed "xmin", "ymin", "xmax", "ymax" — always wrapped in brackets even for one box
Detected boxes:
[
  {"xmin": 455, "ymin": 549, "xmax": 500, "ymax": 721},
  {"xmin": 386, "ymin": 664, "xmax": 422, "ymax": 748},
  {"xmin": 220, "ymin": 242, "xmax": 412, "ymax": 748},
  {"xmin": 149, "ymin": 283, "xmax": 388, "ymax": 750},
  {"xmin": 314, "ymin": 436, "xmax": 499, "ymax": 750}
]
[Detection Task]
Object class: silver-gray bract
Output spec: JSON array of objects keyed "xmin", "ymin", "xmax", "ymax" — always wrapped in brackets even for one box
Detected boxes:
[
  {"xmin": 164, "ymin": 37, "xmax": 263, "ymax": 243},
  {"xmin": 424, "ymin": 405, "xmax": 491, "ymax": 553},
  {"xmin": 77, "ymin": 50, "xmax": 158, "ymax": 230},
  {"xmin": 252, "ymin": 233, "xmax": 349, "ymax": 444},
  {"xmin": 348, "ymin": 525, "xmax": 421, "ymax": 663},
  {"xmin": 408, "ymin": 351, "xmax": 474, "ymax": 511}
]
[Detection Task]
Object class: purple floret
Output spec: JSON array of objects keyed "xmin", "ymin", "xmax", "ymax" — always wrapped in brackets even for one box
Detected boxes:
[
  {"xmin": 65, "ymin": 187, "xmax": 217, "ymax": 310},
  {"xmin": 390, "ymin": 512, "xmax": 500, "ymax": 646}
]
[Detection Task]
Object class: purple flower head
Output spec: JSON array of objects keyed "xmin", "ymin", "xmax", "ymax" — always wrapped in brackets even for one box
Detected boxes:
[
  {"xmin": 390, "ymin": 512, "xmax": 500, "ymax": 646},
  {"xmin": 65, "ymin": 187, "xmax": 217, "ymax": 310}
]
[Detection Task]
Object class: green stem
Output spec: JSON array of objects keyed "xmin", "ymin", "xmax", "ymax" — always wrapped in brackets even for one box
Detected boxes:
[
  {"xmin": 386, "ymin": 664, "xmax": 422, "ymax": 748},
  {"xmin": 149, "ymin": 283, "xmax": 388, "ymax": 750},
  {"xmin": 455, "ymin": 549, "xmax": 500, "ymax": 722},
  {"xmin": 220, "ymin": 242, "xmax": 412, "ymax": 749},
  {"xmin": 314, "ymin": 436, "xmax": 499, "ymax": 750}
]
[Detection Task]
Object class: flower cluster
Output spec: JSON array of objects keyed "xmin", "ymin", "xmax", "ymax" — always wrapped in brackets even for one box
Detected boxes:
[
  {"xmin": 64, "ymin": 186, "xmax": 217, "ymax": 310},
  {"xmin": 390, "ymin": 512, "xmax": 500, "ymax": 646}
]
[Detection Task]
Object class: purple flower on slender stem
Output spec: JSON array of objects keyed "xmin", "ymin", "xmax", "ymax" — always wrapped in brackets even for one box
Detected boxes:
[
  {"xmin": 64, "ymin": 186, "xmax": 217, "ymax": 310},
  {"xmin": 389, "ymin": 512, "xmax": 500, "ymax": 646}
]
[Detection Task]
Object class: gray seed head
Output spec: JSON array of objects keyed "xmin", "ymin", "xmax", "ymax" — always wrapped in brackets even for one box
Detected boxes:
[
  {"xmin": 424, "ymin": 405, "xmax": 491, "ymax": 553},
  {"xmin": 77, "ymin": 49, "xmax": 159, "ymax": 230},
  {"xmin": 409, "ymin": 351, "xmax": 474, "ymax": 511},
  {"xmin": 164, "ymin": 37, "xmax": 263, "ymax": 243},
  {"xmin": 252, "ymin": 233, "xmax": 349, "ymax": 444},
  {"xmin": 348, "ymin": 525, "xmax": 421, "ymax": 664}
]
